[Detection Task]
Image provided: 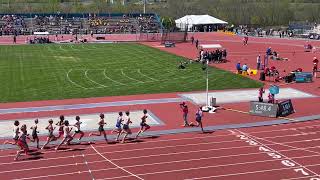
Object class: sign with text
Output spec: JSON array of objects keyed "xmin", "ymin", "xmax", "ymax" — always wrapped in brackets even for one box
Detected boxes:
[
  {"xmin": 249, "ymin": 101, "xmax": 279, "ymax": 118},
  {"xmin": 278, "ymin": 99, "xmax": 295, "ymax": 117}
]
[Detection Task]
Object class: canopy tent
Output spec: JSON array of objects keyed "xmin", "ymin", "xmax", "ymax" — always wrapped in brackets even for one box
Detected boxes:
[{"xmin": 175, "ymin": 15, "xmax": 228, "ymax": 31}]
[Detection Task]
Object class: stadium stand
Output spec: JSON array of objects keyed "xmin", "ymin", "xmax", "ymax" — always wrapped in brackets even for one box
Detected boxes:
[{"xmin": 0, "ymin": 13, "xmax": 162, "ymax": 36}]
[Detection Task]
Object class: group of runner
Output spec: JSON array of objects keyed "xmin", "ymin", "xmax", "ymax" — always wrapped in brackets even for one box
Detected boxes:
[{"xmin": 4, "ymin": 109, "xmax": 150, "ymax": 161}]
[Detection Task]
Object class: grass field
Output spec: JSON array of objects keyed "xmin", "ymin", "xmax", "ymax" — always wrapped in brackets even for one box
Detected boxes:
[{"xmin": 0, "ymin": 43, "xmax": 262, "ymax": 103}]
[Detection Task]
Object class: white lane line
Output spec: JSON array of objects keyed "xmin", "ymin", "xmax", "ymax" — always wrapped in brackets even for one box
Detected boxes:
[
  {"xmin": 66, "ymin": 69, "xmax": 88, "ymax": 89},
  {"xmin": 281, "ymin": 175, "xmax": 320, "ymax": 180},
  {"xmin": 98, "ymin": 163, "xmax": 320, "ymax": 180},
  {"xmin": 1, "ymin": 130, "xmax": 319, "ymax": 159},
  {"xmin": 121, "ymin": 69, "xmax": 144, "ymax": 83},
  {"xmin": 244, "ymin": 124, "xmax": 320, "ymax": 135},
  {"xmin": 245, "ymin": 131, "xmax": 320, "ymax": 156},
  {"xmin": 103, "ymin": 69, "xmax": 125, "ymax": 85},
  {"xmin": 137, "ymin": 69, "xmax": 158, "ymax": 81},
  {"xmin": 235, "ymin": 129, "xmax": 320, "ymax": 178},
  {"xmin": 3, "ymin": 147, "xmax": 320, "ymax": 177},
  {"xmin": 109, "ymin": 140, "xmax": 320, "ymax": 162},
  {"xmin": 85, "ymin": 70, "xmax": 108, "ymax": 88},
  {"xmin": 91, "ymin": 144, "xmax": 144, "ymax": 180},
  {"xmin": 184, "ymin": 163, "xmax": 320, "ymax": 180},
  {"xmin": 0, "ymin": 140, "xmax": 314, "ymax": 166},
  {"xmin": 13, "ymin": 170, "xmax": 86, "ymax": 180},
  {"xmin": 0, "ymin": 161, "xmax": 80, "ymax": 174}
]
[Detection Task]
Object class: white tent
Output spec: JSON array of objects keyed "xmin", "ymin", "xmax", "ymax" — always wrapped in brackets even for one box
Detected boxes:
[{"xmin": 175, "ymin": 15, "xmax": 228, "ymax": 31}]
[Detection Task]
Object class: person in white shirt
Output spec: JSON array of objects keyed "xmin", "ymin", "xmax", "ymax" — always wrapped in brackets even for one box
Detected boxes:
[{"xmin": 55, "ymin": 120, "xmax": 73, "ymax": 151}]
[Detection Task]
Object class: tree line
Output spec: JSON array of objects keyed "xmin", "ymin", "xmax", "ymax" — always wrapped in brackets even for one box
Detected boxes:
[{"xmin": 0, "ymin": 0, "xmax": 319, "ymax": 26}]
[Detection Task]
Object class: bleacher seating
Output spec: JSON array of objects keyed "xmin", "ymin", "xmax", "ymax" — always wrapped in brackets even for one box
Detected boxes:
[{"xmin": 0, "ymin": 13, "xmax": 162, "ymax": 36}]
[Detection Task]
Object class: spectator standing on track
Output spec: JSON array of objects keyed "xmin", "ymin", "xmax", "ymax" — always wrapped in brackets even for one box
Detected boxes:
[
  {"xmin": 89, "ymin": 113, "xmax": 108, "ymax": 143},
  {"xmin": 258, "ymin": 87, "xmax": 265, "ymax": 102},
  {"xmin": 111, "ymin": 112, "xmax": 124, "ymax": 141},
  {"xmin": 72, "ymin": 116, "xmax": 84, "ymax": 141},
  {"xmin": 313, "ymin": 57, "xmax": 318, "ymax": 78},
  {"xmin": 266, "ymin": 47, "xmax": 272, "ymax": 56},
  {"xmin": 55, "ymin": 120, "xmax": 73, "ymax": 151},
  {"xmin": 180, "ymin": 102, "xmax": 190, "ymax": 127},
  {"xmin": 257, "ymin": 55, "xmax": 261, "ymax": 70},
  {"xmin": 121, "ymin": 111, "xmax": 132, "ymax": 143},
  {"xmin": 30, "ymin": 119, "xmax": 40, "ymax": 149},
  {"xmin": 268, "ymin": 93, "xmax": 275, "ymax": 104},
  {"xmin": 191, "ymin": 36, "xmax": 194, "ymax": 44},
  {"xmin": 136, "ymin": 109, "xmax": 151, "ymax": 139},
  {"xmin": 195, "ymin": 39, "xmax": 199, "ymax": 49},
  {"xmin": 243, "ymin": 36, "xmax": 248, "ymax": 45},
  {"xmin": 3, "ymin": 120, "xmax": 20, "ymax": 145},
  {"xmin": 41, "ymin": 119, "xmax": 57, "ymax": 150},
  {"xmin": 13, "ymin": 34, "xmax": 16, "ymax": 44},
  {"xmin": 195, "ymin": 107, "xmax": 204, "ymax": 133},
  {"xmin": 236, "ymin": 62, "xmax": 242, "ymax": 74}
]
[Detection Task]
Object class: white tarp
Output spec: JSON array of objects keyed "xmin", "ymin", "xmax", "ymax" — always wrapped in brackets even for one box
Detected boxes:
[
  {"xmin": 34, "ymin": 32, "xmax": 49, "ymax": 35},
  {"xmin": 175, "ymin": 15, "xmax": 228, "ymax": 30},
  {"xmin": 200, "ymin": 44, "xmax": 222, "ymax": 49}
]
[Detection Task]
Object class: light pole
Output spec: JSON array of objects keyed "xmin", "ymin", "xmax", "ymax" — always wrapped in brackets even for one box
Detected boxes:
[
  {"xmin": 143, "ymin": 0, "xmax": 146, "ymax": 14},
  {"xmin": 205, "ymin": 59, "xmax": 209, "ymax": 108},
  {"xmin": 202, "ymin": 58, "xmax": 217, "ymax": 113}
]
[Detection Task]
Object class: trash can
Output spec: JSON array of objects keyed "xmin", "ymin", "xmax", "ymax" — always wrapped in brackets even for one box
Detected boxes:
[
  {"xmin": 210, "ymin": 97, "xmax": 216, "ymax": 106},
  {"xmin": 259, "ymin": 71, "xmax": 265, "ymax": 81}
]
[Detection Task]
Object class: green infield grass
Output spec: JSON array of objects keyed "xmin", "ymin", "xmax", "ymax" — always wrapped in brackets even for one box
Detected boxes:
[{"xmin": 0, "ymin": 43, "xmax": 262, "ymax": 103}]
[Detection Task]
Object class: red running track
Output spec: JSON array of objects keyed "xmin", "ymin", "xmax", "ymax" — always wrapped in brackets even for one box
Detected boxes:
[{"xmin": 0, "ymin": 120, "xmax": 320, "ymax": 180}]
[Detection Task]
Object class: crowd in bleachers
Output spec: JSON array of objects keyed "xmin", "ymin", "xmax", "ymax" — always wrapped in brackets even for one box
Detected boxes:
[
  {"xmin": 234, "ymin": 25, "xmax": 295, "ymax": 38},
  {"xmin": 0, "ymin": 15, "xmax": 26, "ymax": 35},
  {"xmin": 137, "ymin": 14, "xmax": 160, "ymax": 33},
  {"xmin": 0, "ymin": 13, "xmax": 161, "ymax": 36}
]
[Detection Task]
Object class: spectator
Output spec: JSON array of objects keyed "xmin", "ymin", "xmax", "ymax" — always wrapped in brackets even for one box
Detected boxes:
[
  {"xmin": 268, "ymin": 93, "xmax": 275, "ymax": 104},
  {"xmin": 236, "ymin": 62, "xmax": 242, "ymax": 74},
  {"xmin": 191, "ymin": 36, "xmax": 194, "ymax": 44},
  {"xmin": 266, "ymin": 47, "xmax": 272, "ymax": 56},
  {"xmin": 195, "ymin": 39, "xmax": 199, "ymax": 49},
  {"xmin": 242, "ymin": 63, "xmax": 248, "ymax": 74},
  {"xmin": 258, "ymin": 87, "xmax": 265, "ymax": 102},
  {"xmin": 180, "ymin": 102, "xmax": 190, "ymax": 127},
  {"xmin": 313, "ymin": 57, "xmax": 318, "ymax": 78},
  {"xmin": 257, "ymin": 55, "xmax": 261, "ymax": 70}
]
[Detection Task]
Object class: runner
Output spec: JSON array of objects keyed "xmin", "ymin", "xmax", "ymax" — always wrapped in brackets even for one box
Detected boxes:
[
  {"xmin": 121, "ymin": 111, "xmax": 132, "ymax": 143},
  {"xmin": 72, "ymin": 116, "xmax": 84, "ymax": 141},
  {"xmin": 14, "ymin": 125, "xmax": 30, "ymax": 161},
  {"xmin": 41, "ymin": 119, "xmax": 57, "ymax": 150},
  {"xmin": 136, "ymin": 109, "xmax": 150, "ymax": 139},
  {"xmin": 3, "ymin": 120, "xmax": 20, "ymax": 145},
  {"xmin": 111, "ymin": 112, "xmax": 124, "ymax": 141},
  {"xmin": 89, "ymin": 113, "xmax": 108, "ymax": 142},
  {"xmin": 195, "ymin": 107, "xmax": 204, "ymax": 133},
  {"xmin": 30, "ymin": 119, "xmax": 40, "ymax": 149},
  {"xmin": 56, "ymin": 115, "xmax": 65, "ymax": 139},
  {"xmin": 55, "ymin": 120, "xmax": 73, "ymax": 151}
]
